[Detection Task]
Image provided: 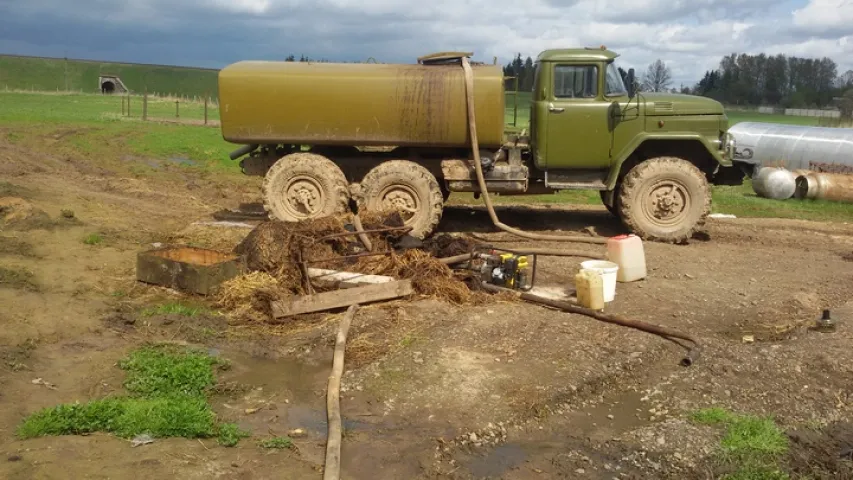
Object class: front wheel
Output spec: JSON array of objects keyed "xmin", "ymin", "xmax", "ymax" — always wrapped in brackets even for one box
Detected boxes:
[{"xmin": 617, "ymin": 157, "xmax": 710, "ymax": 243}]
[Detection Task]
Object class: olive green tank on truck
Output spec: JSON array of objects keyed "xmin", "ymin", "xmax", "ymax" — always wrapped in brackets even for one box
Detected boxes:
[{"xmin": 218, "ymin": 60, "xmax": 506, "ymax": 148}]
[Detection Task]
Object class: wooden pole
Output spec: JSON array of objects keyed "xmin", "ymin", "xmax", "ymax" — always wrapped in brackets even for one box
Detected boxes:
[
  {"xmin": 143, "ymin": 87, "xmax": 148, "ymax": 121},
  {"xmin": 175, "ymin": 100, "xmax": 179, "ymax": 119},
  {"xmin": 204, "ymin": 94, "xmax": 208, "ymax": 125},
  {"xmin": 121, "ymin": 95, "xmax": 125, "ymax": 116},
  {"xmin": 323, "ymin": 304, "xmax": 359, "ymax": 480},
  {"xmin": 127, "ymin": 94, "xmax": 131, "ymax": 116}
]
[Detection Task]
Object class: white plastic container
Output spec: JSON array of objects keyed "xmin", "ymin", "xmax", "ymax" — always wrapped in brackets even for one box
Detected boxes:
[
  {"xmin": 580, "ymin": 260, "xmax": 619, "ymax": 303},
  {"xmin": 606, "ymin": 234, "xmax": 647, "ymax": 283}
]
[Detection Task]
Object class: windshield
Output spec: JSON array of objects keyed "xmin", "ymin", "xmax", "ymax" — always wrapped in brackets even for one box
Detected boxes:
[{"xmin": 605, "ymin": 62, "xmax": 627, "ymax": 96}]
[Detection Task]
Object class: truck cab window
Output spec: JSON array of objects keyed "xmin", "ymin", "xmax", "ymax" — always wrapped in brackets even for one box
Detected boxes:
[
  {"xmin": 553, "ymin": 65, "xmax": 597, "ymax": 98},
  {"xmin": 605, "ymin": 62, "xmax": 627, "ymax": 96}
]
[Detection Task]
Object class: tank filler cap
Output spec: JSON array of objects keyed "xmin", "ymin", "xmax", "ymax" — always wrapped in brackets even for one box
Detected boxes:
[{"xmin": 417, "ymin": 51, "xmax": 474, "ymax": 65}]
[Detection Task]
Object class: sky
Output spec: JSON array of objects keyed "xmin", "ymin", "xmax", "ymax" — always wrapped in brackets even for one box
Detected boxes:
[{"xmin": 1, "ymin": 0, "xmax": 852, "ymax": 86}]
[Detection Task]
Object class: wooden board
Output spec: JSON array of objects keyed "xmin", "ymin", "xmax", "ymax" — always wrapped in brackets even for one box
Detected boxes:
[
  {"xmin": 307, "ymin": 268, "xmax": 395, "ymax": 289},
  {"xmin": 271, "ymin": 279, "xmax": 414, "ymax": 318}
]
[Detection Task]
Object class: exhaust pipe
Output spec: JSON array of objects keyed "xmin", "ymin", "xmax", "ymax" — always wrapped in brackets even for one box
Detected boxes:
[{"xmin": 229, "ymin": 144, "xmax": 259, "ymax": 161}]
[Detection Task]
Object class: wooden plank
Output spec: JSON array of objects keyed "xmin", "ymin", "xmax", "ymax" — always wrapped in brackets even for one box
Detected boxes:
[
  {"xmin": 307, "ymin": 268, "xmax": 395, "ymax": 289},
  {"xmin": 271, "ymin": 279, "xmax": 413, "ymax": 319}
]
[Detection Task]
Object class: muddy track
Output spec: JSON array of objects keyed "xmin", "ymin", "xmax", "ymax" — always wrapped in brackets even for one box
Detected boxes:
[{"xmin": 2, "ymin": 134, "xmax": 853, "ymax": 479}]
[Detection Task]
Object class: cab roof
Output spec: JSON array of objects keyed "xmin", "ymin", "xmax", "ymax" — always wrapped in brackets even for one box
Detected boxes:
[{"xmin": 536, "ymin": 47, "xmax": 619, "ymax": 63}]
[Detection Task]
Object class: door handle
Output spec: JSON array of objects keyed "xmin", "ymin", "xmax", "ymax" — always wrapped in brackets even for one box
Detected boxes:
[{"xmin": 548, "ymin": 103, "xmax": 565, "ymax": 113}]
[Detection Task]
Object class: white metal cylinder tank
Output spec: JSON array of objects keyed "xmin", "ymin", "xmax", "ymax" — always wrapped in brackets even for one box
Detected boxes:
[
  {"xmin": 728, "ymin": 122, "xmax": 853, "ymax": 173},
  {"xmin": 752, "ymin": 167, "xmax": 797, "ymax": 199}
]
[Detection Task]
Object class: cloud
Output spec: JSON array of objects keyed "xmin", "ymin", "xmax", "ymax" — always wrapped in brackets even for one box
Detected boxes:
[{"xmin": 0, "ymin": 0, "xmax": 851, "ymax": 85}]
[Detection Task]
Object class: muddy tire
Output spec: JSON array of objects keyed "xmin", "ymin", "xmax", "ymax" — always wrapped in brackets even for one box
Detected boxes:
[
  {"xmin": 356, "ymin": 160, "xmax": 444, "ymax": 239},
  {"xmin": 262, "ymin": 153, "xmax": 350, "ymax": 222},
  {"xmin": 617, "ymin": 157, "xmax": 710, "ymax": 243}
]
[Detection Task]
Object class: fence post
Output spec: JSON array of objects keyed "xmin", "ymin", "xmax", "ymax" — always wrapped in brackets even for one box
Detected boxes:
[
  {"xmin": 143, "ymin": 87, "xmax": 148, "ymax": 121},
  {"xmin": 121, "ymin": 95, "xmax": 126, "ymax": 116},
  {"xmin": 127, "ymin": 94, "xmax": 131, "ymax": 117},
  {"xmin": 175, "ymin": 100, "xmax": 180, "ymax": 119},
  {"xmin": 204, "ymin": 93, "xmax": 208, "ymax": 125}
]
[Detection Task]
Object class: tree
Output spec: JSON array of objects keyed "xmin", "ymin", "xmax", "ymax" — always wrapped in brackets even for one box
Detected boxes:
[{"xmin": 642, "ymin": 59, "xmax": 673, "ymax": 92}]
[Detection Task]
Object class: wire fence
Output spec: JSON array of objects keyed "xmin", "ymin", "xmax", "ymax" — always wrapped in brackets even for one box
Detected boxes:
[{"xmin": 118, "ymin": 91, "xmax": 219, "ymax": 126}]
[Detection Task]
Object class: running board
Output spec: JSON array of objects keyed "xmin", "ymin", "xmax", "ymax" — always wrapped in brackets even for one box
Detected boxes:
[{"xmin": 544, "ymin": 170, "xmax": 608, "ymax": 190}]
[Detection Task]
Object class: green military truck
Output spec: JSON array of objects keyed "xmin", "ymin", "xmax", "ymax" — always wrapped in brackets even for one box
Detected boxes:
[{"xmin": 218, "ymin": 47, "xmax": 741, "ymax": 243}]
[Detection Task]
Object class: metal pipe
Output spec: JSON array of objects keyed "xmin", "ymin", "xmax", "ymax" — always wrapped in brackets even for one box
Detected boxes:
[
  {"xmin": 479, "ymin": 283, "xmax": 700, "ymax": 367},
  {"xmin": 794, "ymin": 172, "xmax": 853, "ymax": 202},
  {"xmin": 229, "ymin": 143, "xmax": 258, "ymax": 160},
  {"xmin": 460, "ymin": 56, "xmax": 607, "ymax": 246}
]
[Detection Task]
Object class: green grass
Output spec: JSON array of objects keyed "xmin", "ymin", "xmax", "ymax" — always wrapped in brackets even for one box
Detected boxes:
[
  {"xmin": 0, "ymin": 93, "xmax": 238, "ymax": 174},
  {"xmin": 140, "ymin": 301, "xmax": 210, "ymax": 318},
  {"xmin": 259, "ymin": 436, "xmax": 294, "ymax": 449},
  {"xmin": 0, "ymin": 55, "xmax": 218, "ymax": 98},
  {"xmin": 713, "ymin": 180, "xmax": 853, "ymax": 222},
  {"xmin": 82, "ymin": 233, "xmax": 103, "ymax": 245},
  {"xmin": 17, "ymin": 344, "xmax": 247, "ymax": 446},
  {"xmin": 217, "ymin": 423, "xmax": 251, "ymax": 447},
  {"xmin": 690, "ymin": 408, "xmax": 790, "ymax": 480}
]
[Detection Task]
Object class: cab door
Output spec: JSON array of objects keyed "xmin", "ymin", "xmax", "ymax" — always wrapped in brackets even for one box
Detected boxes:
[{"xmin": 543, "ymin": 63, "xmax": 612, "ymax": 169}]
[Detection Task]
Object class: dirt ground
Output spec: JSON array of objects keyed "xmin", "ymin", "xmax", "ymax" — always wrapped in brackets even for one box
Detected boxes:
[{"xmin": 2, "ymin": 133, "xmax": 853, "ymax": 480}]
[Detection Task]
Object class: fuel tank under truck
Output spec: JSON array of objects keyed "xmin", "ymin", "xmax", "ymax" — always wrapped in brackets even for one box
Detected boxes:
[{"xmin": 218, "ymin": 59, "xmax": 506, "ymax": 149}]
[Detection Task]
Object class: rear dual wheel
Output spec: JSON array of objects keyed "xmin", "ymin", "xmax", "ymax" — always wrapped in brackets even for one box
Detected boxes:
[
  {"xmin": 262, "ymin": 152, "xmax": 350, "ymax": 222},
  {"xmin": 356, "ymin": 160, "xmax": 444, "ymax": 239},
  {"xmin": 263, "ymin": 154, "xmax": 444, "ymax": 239}
]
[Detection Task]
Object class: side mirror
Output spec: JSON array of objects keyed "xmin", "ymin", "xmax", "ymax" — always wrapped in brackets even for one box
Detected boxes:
[{"xmin": 627, "ymin": 68, "xmax": 636, "ymax": 98}]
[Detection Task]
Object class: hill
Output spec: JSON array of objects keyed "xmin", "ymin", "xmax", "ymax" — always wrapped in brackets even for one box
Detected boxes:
[{"xmin": 0, "ymin": 54, "xmax": 219, "ymax": 98}]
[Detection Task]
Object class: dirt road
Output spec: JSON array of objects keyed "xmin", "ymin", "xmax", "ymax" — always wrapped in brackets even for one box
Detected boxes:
[{"xmin": 2, "ymin": 135, "xmax": 853, "ymax": 479}]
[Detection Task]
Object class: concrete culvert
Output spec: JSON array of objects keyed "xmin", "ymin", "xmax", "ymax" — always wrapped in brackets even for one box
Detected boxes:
[{"xmin": 101, "ymin": 81, "xmax": 116, "ymax": 94}]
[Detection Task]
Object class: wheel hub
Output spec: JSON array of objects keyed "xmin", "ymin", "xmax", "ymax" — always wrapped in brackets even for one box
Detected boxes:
[
  {"xmin": 285, "ymin": 177, "xmax": 324, "ymax": 218},
  {"xmin": 381, "ymin": 187, "xmax": 419, "ymax": 221},
  {"xmin": 648, "ymin": 182, "xmax": 687, "ymax": 222}
]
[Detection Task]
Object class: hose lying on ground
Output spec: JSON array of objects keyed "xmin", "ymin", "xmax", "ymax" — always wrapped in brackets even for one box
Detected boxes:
[
  {"xmin": 459, "ymin": 56, "xmax": 608, "ymax": 246},
  {"xmin": 478, "ymin": 282, "xmax": 700, "ymax": 367}
]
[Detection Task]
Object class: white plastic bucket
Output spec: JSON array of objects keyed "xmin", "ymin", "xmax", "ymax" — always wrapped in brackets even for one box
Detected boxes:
[{"xmin": 580, "ymin": 260, "xmax": 619, "ymax": 303}]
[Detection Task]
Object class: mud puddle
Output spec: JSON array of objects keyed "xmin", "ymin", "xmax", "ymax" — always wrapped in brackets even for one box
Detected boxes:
[{"xmin": 213, "ymin": 349, "xmax": 385, "ymax": 439}]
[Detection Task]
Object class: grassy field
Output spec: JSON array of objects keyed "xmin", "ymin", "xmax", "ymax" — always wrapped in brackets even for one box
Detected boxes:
[
  {"xmin": 0, "ymin": 55, "xmax": 218, "ymax": 98},
  {"xmin": 3, "ymin": 90, "xmax": 851, "ymax": 222},
  {"xmin": 0, "ymin": 92, "xmax": 234, "ymax": 172}
]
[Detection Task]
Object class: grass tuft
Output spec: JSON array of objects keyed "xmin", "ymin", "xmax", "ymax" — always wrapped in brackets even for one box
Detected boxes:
[
  {"xmin": 691, "ymin": 407, "xmax": 733, "ymax": 425},
  {"xmin": 82, "ymin": 233, "xmax": 103, "ymax": 245},
  {"xmin": 217, "ymin": 423, "xmax": 250, "ymax": 447},
  {"xmin": 17, "ymin": 343, "xmax": 247, "ymax": 446},
  {"xmin": 118, "ymin": 344, "xmax": 223, "ymax": 398},
  {"xmin": 690, "ymin": 408, "xmax": 790, "ymax": 480},
  {"xmin": 140, "ymin": 301, "xmax": 209, "ymax": 317},
  {"xmin": 259, "ymin": 436, "xmax": 294, "ymax": 449}
]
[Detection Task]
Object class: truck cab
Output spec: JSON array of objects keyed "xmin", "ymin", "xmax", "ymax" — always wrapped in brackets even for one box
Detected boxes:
[{"xmin": 517, "ymin": 47, "xmax": 741, "ymax": 242}]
